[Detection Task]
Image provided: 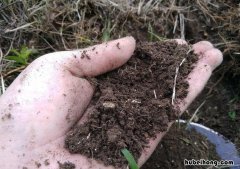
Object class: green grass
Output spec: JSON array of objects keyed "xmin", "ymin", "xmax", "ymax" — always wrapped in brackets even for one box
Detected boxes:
[
  {"xmin": 147, "ymin": 23, "xmax": 167, "ymax": 42},
  {"xmin": 102, "ymin": 20, "xmax": 112, "ymax": 42},
  {"xmin": 228, "ymin": 95, "xmax": 239, "ymax": 121},
  {"xmin": 6, "ymin": 46, "xmax": 35, "ymax": 65},
  {"xmin": 121, "ymin": 148, "xmax": 139, "ymax": 169},
  {"xmin": 228, "ymin": 111, "xmax": 236, "ymax": 121}
]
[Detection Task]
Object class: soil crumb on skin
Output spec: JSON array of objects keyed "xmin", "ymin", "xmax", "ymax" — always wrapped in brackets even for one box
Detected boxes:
[
  {"xmin": 44, "ymin": 159, "xmax": 50, "ymax": 166},
  {"xmin": 116, "ymin": 42, "xmax": 121, "ymax": 49},
  {"xmin": 142, "ymin": 123, "xmax": 221, "ymax": 169},
  {"xmin": 35, "ymin": 161, "xmax": 41, "ymax": 168},
  {"xmin": 65, "ymin": 41, "xmax": 198, "ymax": 168},
  {"xmin": 1, "ymin": 113, "xmax": 12, "ymax": 121},
  {"xmin": 81, "ymin": 50, "xmax": 91, "ymax": 60},
  {"xmin": 58, "ymin": 161, "xmax": 76, "ymax": 169}
]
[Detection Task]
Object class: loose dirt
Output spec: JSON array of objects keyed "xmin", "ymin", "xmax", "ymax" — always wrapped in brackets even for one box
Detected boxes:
[
  {"xmin": 58, "ymin": 161, "xmax": 76, "ymax": 169},
  {"xmin": 1, "ymin": 1, "xmax": 239, "ymax": 168},
  {"xmin": 142, "ymin": 123, "xmax": 221, "ymax": 169},
  {"xmin": 65, "ymin": 41, "xmax": 198, "ymax": 168},
  {"xmin": 185, "ymin": 77, "xmax": 240, "ymax": 151}
]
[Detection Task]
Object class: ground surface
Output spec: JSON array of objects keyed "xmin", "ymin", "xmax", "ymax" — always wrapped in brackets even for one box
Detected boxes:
[
  {"xmin": 0, "ymin": 0, "xmax": 239, "ymax": 168},
  {"xmin": 142, "ymin": 123, "xmax": 220, "ymax": 169},
  {"xmin": 185, "ymin": 76, "xmax": 240, "ymax": 151}
]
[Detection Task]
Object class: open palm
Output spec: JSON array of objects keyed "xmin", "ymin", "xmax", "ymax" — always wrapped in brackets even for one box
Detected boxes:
[{"xmin": 0, "ymin": 37, "xmax": 222, "ymax": 168}]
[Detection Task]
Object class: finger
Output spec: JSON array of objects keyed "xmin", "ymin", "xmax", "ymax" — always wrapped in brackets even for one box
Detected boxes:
[
  {"xmin": 180, "ymin": 48, "xmax": 223, "ymax": 111},
  {"xmin": 193, "ymin": 41, "xmax": 223, "ymax": 70},
  {"xmin": 138, "ymin": 44, "xmax": 223, "ymax": 166},
  {"xmin": 54, "ymin": 36, "xmax": 136, "ymax": 77},
  {"xmin": 198, "ymin": 48, "xmax": 223, "ymax": 70},
  {"xmin": 192, "ymin": 41, "xmax": 214, "ymax": 56}
]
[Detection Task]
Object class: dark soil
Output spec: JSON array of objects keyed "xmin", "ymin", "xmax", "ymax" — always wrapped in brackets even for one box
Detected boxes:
[
  {"xmin": 184, "ymin": 75, "xmax": 240, "ymax": 151},
  {"xmin": 58, "ymin": 161, "xmax": 76, "ymax": 169},
  {"xmin": 65, "ymin": 41, "xmax": 198, "ymax": 168},
  {"xmin": 1, "ymin": 1, "xmax": 239, "ymax": 168},
  {"xmin": 142, "ymin": 123, "xmax": 221, "ymax": 169}
]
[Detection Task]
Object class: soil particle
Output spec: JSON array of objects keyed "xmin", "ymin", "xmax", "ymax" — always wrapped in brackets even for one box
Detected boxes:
[
  {"xmin": 58, "ymin": 161, "xmax": 76, "ymax": 169},
  {"xmin": 81, "ymin": 50, "xmax": 91, "ymax": 60},
  {"xmin": 65, "ymin": 41, "xmax": 198, "ymax": 168},
  {"xmin": 102, "ymin": 101, "xmax": 116, "ymax": 109},
  {"xmin": 35, "ymin": 161, "xmax": 41, "ymax": 168},
  {"xmin": 1, "ymin": 113, "xmax": 12, "ymax": 121},
  {"xmin": 44, "ymin": 159, "xmax": 50, "ymax": 166},
  {"xmin": 107, "ymin": 126, "xmax": 123, "ymax": 143},
  {"xmin": 65, "ymin": 113, "xmax": 71, "ymax": 123},
  {"xmin": 116, "ymin": 42, "xmax": 120, "ymax": 49}
]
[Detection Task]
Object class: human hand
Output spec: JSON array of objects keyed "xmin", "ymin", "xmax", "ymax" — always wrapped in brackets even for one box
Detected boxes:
[{"xmin": 0, "ymin": 37, "xmax": 222, "ymax": 168}]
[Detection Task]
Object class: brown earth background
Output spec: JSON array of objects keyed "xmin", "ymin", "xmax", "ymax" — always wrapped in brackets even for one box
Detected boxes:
[{"xmin": 0, "ymin": 0, "xmax": 239, "ymax": 168}]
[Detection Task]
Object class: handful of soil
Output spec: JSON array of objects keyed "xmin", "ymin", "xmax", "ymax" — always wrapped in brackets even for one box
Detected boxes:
[{"xmin": 65, "ymin": 41, "xmax": 198, "ymax": 168}]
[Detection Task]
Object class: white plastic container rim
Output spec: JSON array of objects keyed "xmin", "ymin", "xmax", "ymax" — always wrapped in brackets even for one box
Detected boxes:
[{"xmin": 176, "ymin": 119, "xmax": 240, "ymax": 169}]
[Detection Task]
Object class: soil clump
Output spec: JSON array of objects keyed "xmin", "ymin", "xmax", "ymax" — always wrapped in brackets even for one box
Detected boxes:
[{"xmin": 65, "ymin": 41, "xmax": 198, "ymax": 168}]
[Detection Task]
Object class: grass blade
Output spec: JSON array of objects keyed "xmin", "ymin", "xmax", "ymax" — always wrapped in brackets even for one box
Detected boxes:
[{"xmin": 121, "ymin": 148, "xmax": 139, "ymax": 169}]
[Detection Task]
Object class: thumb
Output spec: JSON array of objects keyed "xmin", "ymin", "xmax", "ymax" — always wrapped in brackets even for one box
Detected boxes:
[{"xmin": 55, "ymin": 36, "xmax": 136, "ymax": 77}]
